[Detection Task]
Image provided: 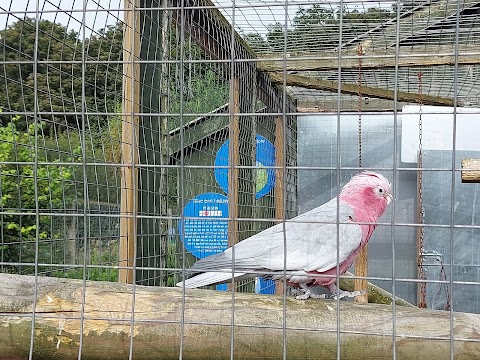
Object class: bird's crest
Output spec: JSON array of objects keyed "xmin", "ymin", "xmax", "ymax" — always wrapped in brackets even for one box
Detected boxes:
[{"xmin": 342, "ymin": 171, "xmax": 391, "ymax": 193}]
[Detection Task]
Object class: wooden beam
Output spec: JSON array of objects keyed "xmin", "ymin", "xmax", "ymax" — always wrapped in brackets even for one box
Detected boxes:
[
  {"xmin": 462, "ymin": 158, "xmax": 480, "ymax": 183},
  {"xmin": 296, "ymin": 98, "xmax": 408, "ymax": 112},
  {"xmin": 3, "ymin": 273, "xmax": 480, "ymax": 360},
  {"xmin": 269, "ymin": 72, "xmax": 455, "ymax": 106},
  {"xmin": 258, "ymin": 45, "xmax": 480, "ymax": 72},
  {"xmin": 119, "ymin": 0, "xmax": 140, "ymax": 284}
]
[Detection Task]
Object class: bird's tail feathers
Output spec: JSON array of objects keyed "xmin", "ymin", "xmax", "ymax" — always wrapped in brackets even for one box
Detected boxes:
[{"xmin": 176, "ymin": 271, "xmax": 246, "ymax": 288}]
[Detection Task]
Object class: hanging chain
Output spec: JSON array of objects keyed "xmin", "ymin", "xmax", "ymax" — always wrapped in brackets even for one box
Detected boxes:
[
  {"xmin": 439, "ymin": 260, "xmax": 452, "ymax": 311},
  {"xmin": 357, "ymin": 45, "xmax": 363, "ymax": 169},
  {"xmin": 417, "ymin": 72, "xmax": 427, "ymax": 308}
]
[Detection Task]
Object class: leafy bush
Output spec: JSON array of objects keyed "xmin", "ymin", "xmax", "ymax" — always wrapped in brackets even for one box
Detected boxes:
[{"xmin": 0, "ymin": 113, "xmax": 73, "ymax": 271}]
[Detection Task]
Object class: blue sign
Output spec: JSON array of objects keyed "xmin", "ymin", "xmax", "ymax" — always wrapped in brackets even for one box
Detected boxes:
[
  {"xmin": 178, "ymin": 193, "xmax": 229, "ymax": 259},
  {"xmin": 214, "ymin": 134, "xmax": 276, "ymax": 199}
]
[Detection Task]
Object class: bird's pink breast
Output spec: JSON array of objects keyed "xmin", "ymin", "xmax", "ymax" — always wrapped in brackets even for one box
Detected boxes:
[{"xmin": 287, "ymin": 193, "xmax": 384, "ymax": 288}]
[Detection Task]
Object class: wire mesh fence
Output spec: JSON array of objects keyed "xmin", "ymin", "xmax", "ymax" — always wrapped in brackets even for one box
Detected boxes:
[{"xmin": 0, "ymin": 0, "xmax": 480, "ymax": 359}]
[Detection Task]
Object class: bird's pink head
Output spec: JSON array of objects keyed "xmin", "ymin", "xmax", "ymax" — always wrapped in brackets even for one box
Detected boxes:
[{"xmin": 339, "ymin": 171, "xmax": 392, "ymax": 220}]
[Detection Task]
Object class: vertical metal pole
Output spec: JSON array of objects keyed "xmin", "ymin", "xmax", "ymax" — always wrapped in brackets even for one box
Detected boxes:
[
  {"xmin": 335, "ymin": 2, "xmax": 344, "ymax": 359},
  {"xmin": 228, "ymin": 1, "xmax": 238, "ymax": 357},
  {"xmin": 450, "ymin": 0, "xmax": 462, "ymax": 357},
  {"xmin": 178, "ymin": 0, "xmax": 187, "ymax": 358},
  {"xmin": 391, "ymin": 2, "xmax": 402, "ymax": 358},
  {"xmin": 160, "ymin": 0, "xmax": 171, "ymax": 287},
  {"xmin": 227, "ymin": 78, "xmax": 240, "ymax": 291},
  {"xmin": 280, "ymin": 2, "xmax": 289, "ymax": 358},
  {"xmin": 28, "ymin": 1, "xmax": 41, "ymax": 358},
  {"xmin": 128, "ymin": 1, "xmax": 140, "ymax": 357},
  {"xmin": 77, "ymin": 0, "xmax": 88, "ymax": 356},
  {"xmin": 274, "ymin": 116, "xmax": 285, "ymax": 297}
]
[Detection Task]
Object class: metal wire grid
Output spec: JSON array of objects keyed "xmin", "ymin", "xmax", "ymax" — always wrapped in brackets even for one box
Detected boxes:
[
  {"xmin": 0, "ymin": 0, "xmax": 479, "ymax": 359},
  {"xmin": 230, "ymin": 0, "xmax": 480, "ymax": 109},
  {"xmin": 0, "ymin": 0, "xmax": 124, "ymax": 280}
]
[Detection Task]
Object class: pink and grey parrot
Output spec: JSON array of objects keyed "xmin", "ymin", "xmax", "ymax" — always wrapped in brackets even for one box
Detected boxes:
[{"xmin": 176, "ymin": 171, "xmax": 392, "ymax": 299}]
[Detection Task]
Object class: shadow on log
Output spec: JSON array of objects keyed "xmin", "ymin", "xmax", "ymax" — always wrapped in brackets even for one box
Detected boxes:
[{"xmin": 1, "ymin": 273, "xmax": 479, "ymax": 359}]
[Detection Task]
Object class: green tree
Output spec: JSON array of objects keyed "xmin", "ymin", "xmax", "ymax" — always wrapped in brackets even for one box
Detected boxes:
[
  {"xmin": 0, "ymin": 18, "xmax": 123, "ymax": 132},
  {"xmin": 0, "ymin": 113, "xmax": 73, "ymax": 272}
]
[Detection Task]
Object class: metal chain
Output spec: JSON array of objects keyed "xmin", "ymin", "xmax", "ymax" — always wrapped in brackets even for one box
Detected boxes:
[
  {"xmin": 357, "ymin": 45, "xmax": 363, "ymax": 169},
  {"xmin": 439, "ymin": 260, "xmax": 452, "ymax": 311},
  {"xmin": 417, "ymin": 72, "xmax": 427, "ymax": 308}
]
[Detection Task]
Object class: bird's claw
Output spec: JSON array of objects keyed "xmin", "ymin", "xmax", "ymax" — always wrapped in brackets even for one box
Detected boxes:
[
  {"xmin": 294, "ymin": 288, "xmax": 326, "ymax": 300},
  {"xmin": 331, "ymin": 289, "xmax": 366, "ymax": 300}
]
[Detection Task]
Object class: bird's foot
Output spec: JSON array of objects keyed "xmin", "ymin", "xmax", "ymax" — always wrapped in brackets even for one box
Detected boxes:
[
  {"xmin": 331, "ymin": 289, "xmax": 366, "ymax": 300},
  {"xmin": 293, "ymin": 284, "xmax": 326, "ymax": 300}
]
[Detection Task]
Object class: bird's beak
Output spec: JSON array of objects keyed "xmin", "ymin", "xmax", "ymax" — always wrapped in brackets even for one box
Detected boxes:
[{"xmin": 385, "ymin": 193, "xmax": 393, "ymax": 205}]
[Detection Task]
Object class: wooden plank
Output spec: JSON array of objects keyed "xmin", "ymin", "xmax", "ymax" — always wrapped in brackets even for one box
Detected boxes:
[
  {"xmin": 274, "ymin": 116, "xmax": 285, "ymax": 296},
  {"xmin": 5, "ymin": 273, "xmax": 480, "ymax": 360},
  {"xmin": 227, "ymin": 78, "xmax": 240, "ymax": 291},
  {"xmin": 461, "ymin": 158, "xmax": 480, "ymax": 183},
  {"xmin": 296, "ymin": 98, "xmax": 409, "ymax": 112},
  {"xmin": 168, "ymin": 104, "xmax": 230, "ymax": 156},
  {"xmin": 269, "ymin": 72, "xmax": 455, "ymax": 106},
  {"xmin": 119, "ymin": 0, "xmax": 140, "ymax": 284},
  {"xmin": 258, "ymin": 45, "xmax": 480, "ymax": 72}
]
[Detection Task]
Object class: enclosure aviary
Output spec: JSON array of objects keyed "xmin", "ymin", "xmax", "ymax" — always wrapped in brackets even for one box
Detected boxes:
[{"xmin": 177, "ymin": 171, "xmax": 392, "ymax": 299}]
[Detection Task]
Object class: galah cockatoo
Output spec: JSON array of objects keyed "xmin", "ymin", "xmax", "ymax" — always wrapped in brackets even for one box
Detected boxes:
[{"xmin": 176, "ymin": 171, "xmax": 392, "ymax": 299}]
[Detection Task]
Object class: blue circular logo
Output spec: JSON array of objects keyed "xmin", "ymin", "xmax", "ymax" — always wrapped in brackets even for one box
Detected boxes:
[
  {"xmin": 178, "ymin": 193, "xmax": 229, "ymax": 259},
  {"xmin": 214, "ymin": 134, "xmax": 276, "ymax": 199}
]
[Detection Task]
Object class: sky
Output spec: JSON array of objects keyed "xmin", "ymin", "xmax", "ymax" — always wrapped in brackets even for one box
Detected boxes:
[
  {"xmin": 1, "ymin": 0, "xmax": 124, "ymax": 37},
  {"xmin": 1, "ymin": 0, "xmax": 391, "ymax": 38}
]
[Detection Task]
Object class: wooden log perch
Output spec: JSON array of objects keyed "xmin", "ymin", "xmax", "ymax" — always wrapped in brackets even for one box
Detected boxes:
[
  {"xmin": 462, "ymin": 158, "xmax": 480, "ymax": 183},
  {"xmin": 2, "ymin": 274, "xmax": 480, "ymax": 360}
]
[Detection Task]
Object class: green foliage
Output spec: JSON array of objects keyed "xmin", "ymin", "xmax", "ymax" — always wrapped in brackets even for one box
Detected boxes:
[
  {"xmin": 0, "ymin": 18, "xmax": 123, "ymax": 131},
  {"xmin": 41, "ymin": 113, "xmax": 123, "ymax": 204},
  {"xmin": 0, "ymin": 113, "xmax": 74, "ymax": 271},
  {"xmin": 168, "ymin": 69, "xmax": 229, "ymax": 129},
  {"xmin": 52, "ymin": 240, "xmax": 119, "ymax": 281}
]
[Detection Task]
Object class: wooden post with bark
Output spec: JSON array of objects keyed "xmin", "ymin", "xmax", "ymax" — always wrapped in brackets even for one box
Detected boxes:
[
  {"xmin": 119, "ymin": 0, "xmax": 141, "ymax": 284},
  {"xmin": 1, "ymin": 273, "xmax": 480, "ymax": 360}
]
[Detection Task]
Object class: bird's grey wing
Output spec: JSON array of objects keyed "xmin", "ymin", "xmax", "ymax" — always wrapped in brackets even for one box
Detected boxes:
[{"xmin": 190, "ymin": 198, "xmax": 362, "ymax": 273}]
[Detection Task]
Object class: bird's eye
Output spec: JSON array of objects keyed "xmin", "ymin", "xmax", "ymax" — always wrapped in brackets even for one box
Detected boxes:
[{"xmin": 378, "ymin": 188, "xmax": 383, "ymax": 193}]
